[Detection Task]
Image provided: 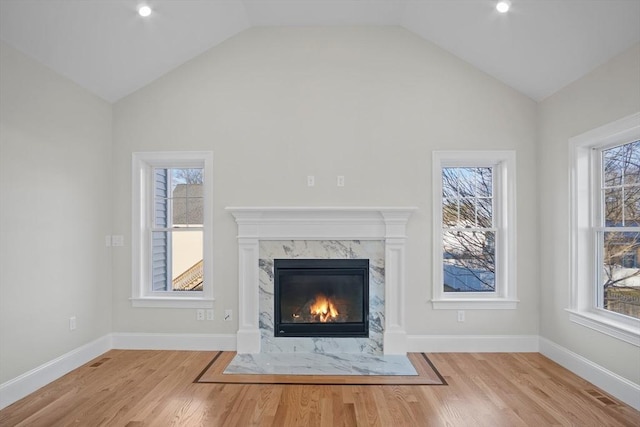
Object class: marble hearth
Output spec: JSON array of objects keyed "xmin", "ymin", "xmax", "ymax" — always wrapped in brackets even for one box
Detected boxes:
[{"xmin": 227, "ymin": 207, "xmax": 416, "ymax": 355}]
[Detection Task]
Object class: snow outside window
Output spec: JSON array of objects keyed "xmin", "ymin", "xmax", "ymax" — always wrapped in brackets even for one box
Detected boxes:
[
  {"xmin": 569, "ymin": 114, "xmax": 640, "ymax": 346},
  {"xmin": 432, "ymin": 151, "xmax": 518, "ymax": 310}
]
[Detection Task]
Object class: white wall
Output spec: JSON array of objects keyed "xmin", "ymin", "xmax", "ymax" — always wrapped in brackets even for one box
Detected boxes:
[
  {"xmin": 538, "ymin": 44, "xmax": 640, "ymax": 383},
  {"xmin": 4, "ymin": 23, "xmax": 638, "ymax": 400},
  {"xmin": 112, "ymin": 27, "xmax": 539, "ymax": 339},
  {"xmin": 0, "ymin": 42, "xmax": 113, "ymax": 383}
]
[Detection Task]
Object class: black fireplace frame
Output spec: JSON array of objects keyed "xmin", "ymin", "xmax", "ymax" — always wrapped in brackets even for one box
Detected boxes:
[{"xmin": 273, "ymin": 259, "xmax": 369, "ymax": 338}]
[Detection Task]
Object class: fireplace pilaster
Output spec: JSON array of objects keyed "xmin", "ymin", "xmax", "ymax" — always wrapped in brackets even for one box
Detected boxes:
[{"xmin": 227, "ymin": 207, "xmax": 416, "ymax": 355}]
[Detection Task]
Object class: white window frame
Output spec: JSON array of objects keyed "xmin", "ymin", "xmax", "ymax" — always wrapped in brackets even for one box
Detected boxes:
[
  {"xmin": 131, "ymin": 151, "xmax": 214, "ymax": 308},
  {"xmin": 432, "ymin": 151, "xmax": 518, "ymax": 309},
  {"xmin": 568, "ymin": 113, "xmax": 640, "ymax": 346}
]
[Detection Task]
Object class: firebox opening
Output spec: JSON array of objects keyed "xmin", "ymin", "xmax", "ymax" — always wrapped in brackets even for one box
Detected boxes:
[{"xmin": 274, "ymin": 259, "xmax": 369, "ymax": 338}]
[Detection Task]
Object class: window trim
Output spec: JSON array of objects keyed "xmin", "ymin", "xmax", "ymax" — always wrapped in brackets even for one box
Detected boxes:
[
  {"xmin": 131, "ymin": 151, "xmax": 214, "ymax": 308},
  {"xmin": 568, "ymin": 113, "xmax": 640, "ymax": 346},
  {"xmin": 432, "ymin": 151, "xmax": 518, "ymax": 309}
]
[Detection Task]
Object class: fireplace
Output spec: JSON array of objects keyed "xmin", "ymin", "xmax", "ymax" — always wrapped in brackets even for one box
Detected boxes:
[
  {"xmin": 274, "ymin": 259, "xmax": 369, "ymax": 338},
  {"xmin": 228, "ymin": 207, "xmax": 415, "ymax": 354}
]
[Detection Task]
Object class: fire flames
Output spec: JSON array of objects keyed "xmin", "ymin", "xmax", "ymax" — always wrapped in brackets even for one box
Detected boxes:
[{"xmin": 309, "ymin": 294, "xmax": 339, "ymax": 322}]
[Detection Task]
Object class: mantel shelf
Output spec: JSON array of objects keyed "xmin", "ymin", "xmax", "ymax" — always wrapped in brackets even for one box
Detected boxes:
[{"xmin": 227, "ymin": 206, "xmax": 417, "ymax": 355}]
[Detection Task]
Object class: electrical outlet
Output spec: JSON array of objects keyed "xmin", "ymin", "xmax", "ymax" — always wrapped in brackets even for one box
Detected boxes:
[
  {"xmin": 337, "ymin": 175, "xmax": 345, "ymax": 187},
  {"xmin": 111, "ymin": 235, "xmax": 124, "ymax": 247},
  {"xmin": 69, "ymin": 316, "xmax": 77, "ymax": 331},
  {"xmin": 224, "ymin": 309, "xmax": 232, "ymax": 321},
  {"xmin": 307, "ymin": 175, "xmax": 315, "ymax": 187},
  {"xmin": 206, "ymin": 309, "xmax": 214, "ymax": 321},
  {"xmin": 457, "ymin": 310, "xmax": 465, "ymax": 322},
  {"xmin": 196, "ymin": 309, "xmax": 205, "ymax": 321}
]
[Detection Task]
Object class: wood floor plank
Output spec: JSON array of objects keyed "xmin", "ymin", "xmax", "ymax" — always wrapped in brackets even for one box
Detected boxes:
[{"xmin": 1, "ymin": 351, "xmax": 638, "ymax": 426}]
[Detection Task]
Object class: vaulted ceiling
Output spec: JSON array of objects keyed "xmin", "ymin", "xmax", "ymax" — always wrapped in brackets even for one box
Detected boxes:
[{"xmin": 1, "ymin": 0, "xmax": 638, "ymax": 103}]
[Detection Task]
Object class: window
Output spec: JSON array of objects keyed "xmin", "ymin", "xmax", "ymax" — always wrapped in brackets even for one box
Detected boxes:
[
  {"xmin": 432, "ymin": 151, "xmax": 517, "ymax": 309},
  {"xmin": 569, "ymin": 113, "xmax": 640, "ymax": 345},
  {"xmin": 132, "ymin": 152, "xmax": 213, "ymax": 308},
  {"xmin": 599, "ymin": 142, "xmax": 640, "ymax": 318}
]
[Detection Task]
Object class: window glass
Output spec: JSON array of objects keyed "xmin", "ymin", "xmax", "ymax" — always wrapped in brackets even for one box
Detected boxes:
[
  {"xmin": 442, "ymin": 167, "xmax": 495, "ymax": 293},
  {"xmin": 152, "ymin": 167, "xmax": 204, "ymax": 292},
  {"xmin": 599, "ymin": 141, "xmax": 640, "ymax": 319}
]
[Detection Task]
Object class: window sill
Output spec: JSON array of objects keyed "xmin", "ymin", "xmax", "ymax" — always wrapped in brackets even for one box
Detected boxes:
[
  {"xmin": 130, "ymin": 297, "xmax": 214, "ymax": 309},
  {"xmin": 431, "ymin": 298, "xmax": 519, "ymax": 310},
  {"xmin": 566, "ymin": 309, "xmax": 640, "ymax": 347}
]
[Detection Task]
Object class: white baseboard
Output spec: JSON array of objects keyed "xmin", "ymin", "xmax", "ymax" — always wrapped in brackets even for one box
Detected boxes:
[
  {"xmin": 111, "ymin": 332, "xmax": 236, "ymax": 351},
  {"xmin": 0, "ymin": 334, "xmax": 112, "ymax": 410},
  {"xmin": 539, "ymin": 337, "xmax": 640, "ymax": 411},
  {"xmin": 407, "ymin": 334, "xmax": 539, "ymax": 352},
  {"xmin": 0, "ymin": 333, "xmax": 235, "ymax": 411},
  {"xmin": 3, "ymin": 334, "xmax": 638, "ymax": 414}
]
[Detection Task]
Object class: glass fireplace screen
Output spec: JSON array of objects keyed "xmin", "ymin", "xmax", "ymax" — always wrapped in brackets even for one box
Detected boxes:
[{"xmin": 274, "ymin": 259, "xmax": 369, "ymax": 337}]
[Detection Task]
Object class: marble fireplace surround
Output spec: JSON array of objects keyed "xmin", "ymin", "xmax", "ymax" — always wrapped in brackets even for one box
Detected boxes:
[{"xmin": 226, "ymin": 207, "xmax": 416, "ymax": 355}]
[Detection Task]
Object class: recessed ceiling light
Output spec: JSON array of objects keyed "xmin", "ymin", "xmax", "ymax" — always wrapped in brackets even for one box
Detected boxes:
[
  {"xmin": 496, "ymin": 1, "xmax": 511, "ymax": 13},
  {"xmin": 138, "ymin": 5, "xmax": 152, "ymax": 17}
]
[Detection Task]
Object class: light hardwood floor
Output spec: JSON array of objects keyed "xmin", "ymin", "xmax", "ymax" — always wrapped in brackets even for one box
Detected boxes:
[{"xmin": 1, "ymin": 350, "xmax": 638, "ymax": 426}]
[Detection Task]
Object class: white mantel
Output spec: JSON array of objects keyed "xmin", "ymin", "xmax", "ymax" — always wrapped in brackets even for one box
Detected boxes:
[{"xmin": 226, "ymin": 207, "xmax": 417, "ymax": 355}]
